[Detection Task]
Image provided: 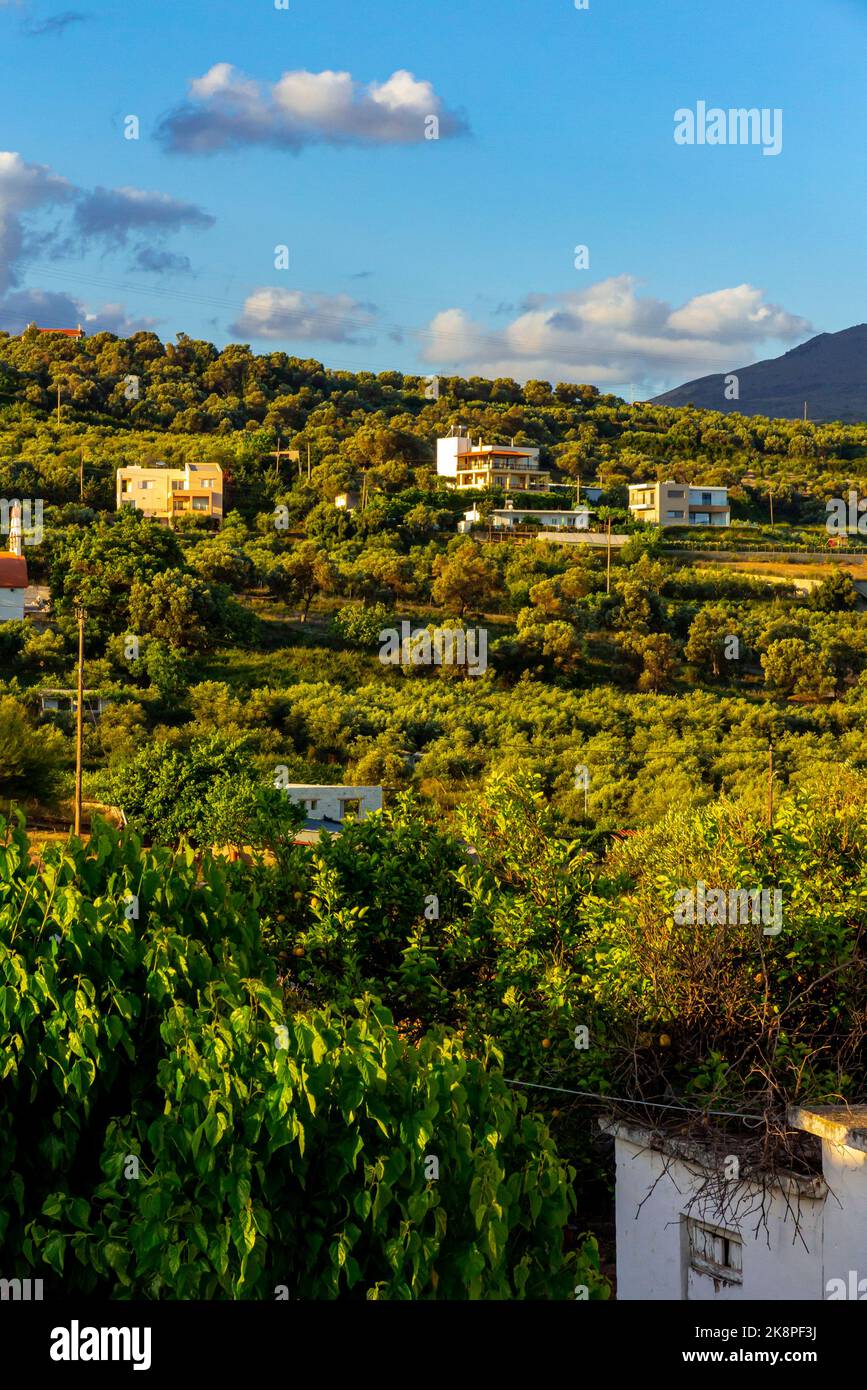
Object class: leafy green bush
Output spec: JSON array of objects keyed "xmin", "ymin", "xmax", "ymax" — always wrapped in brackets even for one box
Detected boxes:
[
  {"xmin": 330, "ymin": 601, "xmax": 393, "ymax": 650},
  {"xmin": 0, "ymin": 816, "xmax": 604, "ymax": 1300},
  {"xmin": 103, "ymin": 735, "xmax": 300, "ymax": 848},
  {"xmin": 0, "ymin": 696, "xmax": 66, "ymax": 807}
]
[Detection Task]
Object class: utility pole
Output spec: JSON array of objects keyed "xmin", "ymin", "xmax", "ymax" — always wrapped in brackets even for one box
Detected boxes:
[
  {"xmin": 606, "ymin": 514, "xmax": 612, "ymax": 594},
  {"xmin": 268, "ymin": 438, "xmax": 300, "ymax": 486},
  {"xmin": 767, "ymin": 742, "xmax": 774, "ymax": 829},
  {"xmin": 803, "ymin": 401, "xmax": 808, "ymax": 423},
  {"xmin": 74, "ymin": 607, "xmax": 86, "ymax": 837}
]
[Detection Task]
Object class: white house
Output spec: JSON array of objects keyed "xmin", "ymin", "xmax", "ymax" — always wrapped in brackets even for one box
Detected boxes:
[
  {"xmin": 283, "ymin": 785, "xmax": 383, "ymax": 828},
  {"xmin": 0, "ymin": 500, "xmax": 28, "ymax": 622},
  {"xmin": 0, "ymin": 554, "xmax": 27, "ymax": 622},
  {"xmin": 437, "ymin": 426, "xmax": 550, "ymax": 492},
  {"xmin": 459, "ymin": 505, "xmax": 590, "ymax": 534},
  {"xmin": 602, "ymin": 1103, "xmax": 867, "ymax": 1301}
]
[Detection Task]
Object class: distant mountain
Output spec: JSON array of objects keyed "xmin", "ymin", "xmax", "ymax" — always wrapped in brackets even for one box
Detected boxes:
[{"xmin": 651, "ymin": 325, "xmax": 867, "ymax": 423}]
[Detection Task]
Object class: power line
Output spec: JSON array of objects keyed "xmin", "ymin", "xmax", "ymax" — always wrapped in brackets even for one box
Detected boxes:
[
  {"xmin": 506, "ymin": 1079, "xmax": 778, "ymax": 1123},
  {"xmin": 15, "ymin": 257, "xmax": 601, "ymax": 365}
]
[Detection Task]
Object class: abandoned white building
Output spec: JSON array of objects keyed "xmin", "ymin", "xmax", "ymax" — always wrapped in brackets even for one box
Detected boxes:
[
  {"xmin": 282, "ymin": 784, "xmax": 383, "ymax": 833},
  {"xmin": 39, "ymin": 690, "xmax": 113, "ymax": 718},
  {"xmin": 602, "ymin": 1103, "xmax": 867, "ymax": 1300}
]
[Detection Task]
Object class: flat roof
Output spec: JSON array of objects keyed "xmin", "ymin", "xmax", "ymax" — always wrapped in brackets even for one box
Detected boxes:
[
  {"xmin": 789, "ymin": 1105, "xmax": 867, "ymax": 1152},
  {"xmin": 492, "ymin": 507, "xmax": 589, "ymax": 516},
  {"xmin": 284, "ymin": 784, "xmax": 380, "ymax": 794},
  {"xmin": 601, "ymin": 1117, "xmax": 827, "ymax": 1198}
]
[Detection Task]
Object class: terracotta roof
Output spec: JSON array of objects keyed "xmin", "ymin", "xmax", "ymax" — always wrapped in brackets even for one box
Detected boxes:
[
  {"xmin": 0, "ymin": 554, "xmax": 27, "ymax": 587},
  {"xmin": 36, "ymin": 327, "xmax": 85, "ymax": 338}
]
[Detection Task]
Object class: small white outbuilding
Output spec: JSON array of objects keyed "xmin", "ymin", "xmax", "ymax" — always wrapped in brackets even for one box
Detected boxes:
[
  {"xmin": 283, "ymin": 785, "xmax": 383, "ymax": 829},
  {"xmin": 602, "ymin": 1105, "xmax": 867, "ymax": 1301}
]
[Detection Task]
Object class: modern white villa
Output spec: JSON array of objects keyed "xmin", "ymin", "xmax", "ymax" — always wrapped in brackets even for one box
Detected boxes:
[{"xmin": 437, "ymin": 426, "xmax": 551, "ymax": 492}]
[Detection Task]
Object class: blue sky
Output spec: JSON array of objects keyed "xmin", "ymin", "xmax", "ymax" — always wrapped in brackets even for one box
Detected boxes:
[{"xmin": 0, "ymin": 0, "xmax": 865, "ymax": 393}]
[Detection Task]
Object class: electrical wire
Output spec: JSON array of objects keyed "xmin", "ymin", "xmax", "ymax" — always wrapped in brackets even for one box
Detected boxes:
[{"xmin": 505, "ymin": 1079, "xmax": 794, "ymax": 1123}]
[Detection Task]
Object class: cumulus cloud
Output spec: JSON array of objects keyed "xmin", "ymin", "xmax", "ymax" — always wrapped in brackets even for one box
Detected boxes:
[
  {"xmin": 157, "ymin": 63, "xmax": 468, "ymax": 153},
  {"xmin": 421, "ymin": 276, "xmax": 812, "ymax": 390},
  {"xmin": 74, "ymin": 186, "xmax": 214, "ymax": 246},
  {"xmin": 0, "ymin": 287, "xmax": 158, "ymax": 335},
  {"xmin": 230, "ymin": 287, "xmax": 376, "ymax": 343},
  {"xmin": 0, "ymin": 151, "xmax": 74, "ymax": 291}
]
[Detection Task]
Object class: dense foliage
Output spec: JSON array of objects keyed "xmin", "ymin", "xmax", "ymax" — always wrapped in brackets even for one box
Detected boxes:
[
  {"xmin": 0, "ymin": 815, "xmax": 605, "ymax": 1299},
  {"xmin": 2, "ymin": 329, "xmax": 867, "ymax": 1299}
]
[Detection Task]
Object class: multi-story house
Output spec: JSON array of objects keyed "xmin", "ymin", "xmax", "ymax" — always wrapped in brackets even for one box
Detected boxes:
[
  {"xmin": 116, "ymin": 461, "xmax": 223, "ymax": 525},
  {"xmin": 437, "ymin": 426, "xmax": 551, "ymax": 492},
  {"xmin": 0, "ymin": 501, "xmax": 27, "ymax": 623},
  {"xmin": 628, "ymin": 480, "xmax": 730, "ymax": 528}
]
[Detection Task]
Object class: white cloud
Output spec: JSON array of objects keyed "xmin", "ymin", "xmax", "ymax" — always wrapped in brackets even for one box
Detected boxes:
[
  {"xmin": 230, "ymin": 287, "xmax": 376, "ymax": 342},
  {"xmin": 420, "ymin": 276, "xmax": 812, "ymax": 389},
  {"xmin": 158, "ymin": 64, "xmax": 468, "ymax": 153},
  {"xmin": 665, "ymin": 283, "xmax": 805, "ymax": 341}
]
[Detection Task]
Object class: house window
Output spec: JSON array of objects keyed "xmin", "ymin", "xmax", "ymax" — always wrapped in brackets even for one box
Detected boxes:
[
  {"xmin": 192, "ymin": 498, "xmax": 209, "ymax": 511},
  {"xmin": 171, "ymin": 480, "xmax": 183, "ymax": 490},
  {"xmin": 305, "ymin": 799, "xmax": 318, "ymax": 811},
  {"xmin": 687, "ymin": 1218, "xmax": 743, "ymax": 1284},
  {"xmin": 200, "ymin": 479, "xmax": 212, "ymax": 489},
  {"xmin": 702, "ymin": 492, "xmax": 713, "ymax": 504},
  {"xmin": 138, "ymin": 480, "xmax": 153, "ymax": 490},
  {"xmin": 340, "ymin": 798, "xmax": 362, "ymax": 821},
  {"xmin": 666, "ymin": 510, "xmax": 684, "ymax": 519}
]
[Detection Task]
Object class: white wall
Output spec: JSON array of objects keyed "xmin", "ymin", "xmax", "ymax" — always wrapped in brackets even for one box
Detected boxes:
[
  {"xmin": 492, "ymin": 509, "xmax": 590, "ymax": 531},
  {"xmin": 0, "ymin": 588, "xmax": 25, "ymax": 622},
  {"xmin": 819, "ymin": 1138, "xmax": 867, "ymax": 1288},
  {"xmin": 610, "ymin": 1129, "xmax": 826, "ymax": 1301},
  {"xmin": 284, "ymin": 785, "xmax": 383, "ymax": 823},
  {"xmin": 436, "ymin": 436, "xmax": 469, "ymax": 478}
]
